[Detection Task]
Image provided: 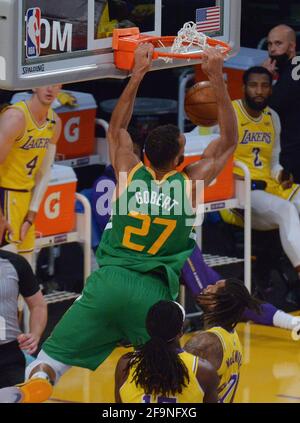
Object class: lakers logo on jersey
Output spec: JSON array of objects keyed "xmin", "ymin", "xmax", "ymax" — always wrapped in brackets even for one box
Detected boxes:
[
  {"xmin": 21, "ymin": 136, "xmax": 50, "ymax": 150},
  {"xmin": 240, "ymin": 130, "xmax": 272, "ymax": 145}
]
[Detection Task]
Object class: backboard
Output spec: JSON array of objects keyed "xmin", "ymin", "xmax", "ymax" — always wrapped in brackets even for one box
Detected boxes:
[{"xmin": 0, "ymin": 0, "xmax": 241, "ymax": 90}]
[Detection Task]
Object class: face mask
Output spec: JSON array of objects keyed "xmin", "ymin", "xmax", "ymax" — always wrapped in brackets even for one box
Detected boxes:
[{"xmin": 270, "ymin": 53, "xmax": 290, "ymax": 70}]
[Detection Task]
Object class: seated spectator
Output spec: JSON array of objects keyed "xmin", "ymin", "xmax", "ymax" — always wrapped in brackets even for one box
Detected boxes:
[
  {"xmin": 0, "ymin": 250, "xmax": 47, "ymax": 388},
  {"xmin": 220, "ymin": 66, "xmax": 300, "ymax": 291}
]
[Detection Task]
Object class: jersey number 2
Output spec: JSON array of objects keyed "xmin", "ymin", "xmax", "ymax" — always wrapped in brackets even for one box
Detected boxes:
[
  {"xmin": 252, "ymin": 148, "xmax": 262, "ymax": 168},
  {"xmin": 123, "ymin": 212, "xmax": 177, "ymax": 255}
]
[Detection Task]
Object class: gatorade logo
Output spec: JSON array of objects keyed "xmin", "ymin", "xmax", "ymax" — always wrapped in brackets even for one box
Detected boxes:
[
  {"xmin": 45, "ymin": 192, "xmax": 61, "ymax": 219},
  {"xmin": 64, "ymin": 117, "xmax": 80, "ymax": 143}
]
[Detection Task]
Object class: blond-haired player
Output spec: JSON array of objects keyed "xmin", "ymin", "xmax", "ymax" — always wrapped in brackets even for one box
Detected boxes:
[{"xmin": 0, "ymin": 85, "xmax": 62, "ymax": 266}]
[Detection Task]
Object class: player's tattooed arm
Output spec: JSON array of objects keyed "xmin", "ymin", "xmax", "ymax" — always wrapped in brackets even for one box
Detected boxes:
[{"xmin": 184, "ymin": 331, "xmax": 223, "ymax": 371}]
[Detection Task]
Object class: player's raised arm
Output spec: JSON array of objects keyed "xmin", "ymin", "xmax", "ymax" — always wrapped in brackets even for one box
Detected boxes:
[
  {"xmin": 184, "ymin": 49, "xmax": 238, "ymax": 187},
  {"xmin": 107, "ymin": 43, "xmax": 154, "ymax": 171}
]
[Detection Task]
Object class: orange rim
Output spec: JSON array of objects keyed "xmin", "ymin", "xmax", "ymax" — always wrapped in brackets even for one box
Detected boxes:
[{"xmin": 150, "ymin": 36, "xmax": 231, "ymax": 60}]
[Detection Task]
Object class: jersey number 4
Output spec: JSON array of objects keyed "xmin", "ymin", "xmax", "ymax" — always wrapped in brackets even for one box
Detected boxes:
[
  {"xmin": 26, "ymin": 156, "xmax": 38, "ymax": 176},
  {"xmin": 123, "ymin": 212, "xmax": 177, "ymax": 255}
]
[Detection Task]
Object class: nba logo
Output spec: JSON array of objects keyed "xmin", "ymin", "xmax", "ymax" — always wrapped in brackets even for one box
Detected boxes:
[{"xmin": 26, "ymin": 8, "xmax": 41, "ymax": 58}]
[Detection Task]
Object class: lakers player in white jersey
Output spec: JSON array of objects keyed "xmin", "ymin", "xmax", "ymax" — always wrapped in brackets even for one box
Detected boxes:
[
  {"xmin": 115, "ymin": 301, "xmax": 219, "ymax": 403},
  {"xmin": 185, "ymin": 279, "xmax": 260, "ymax": 403},
  {"xmin": 222, "ymin": 66, "xmax": 300, "ymax": 285},
  {"xmin": 0, "ymin": 85, "xmax": 62, "ymax": 266}
]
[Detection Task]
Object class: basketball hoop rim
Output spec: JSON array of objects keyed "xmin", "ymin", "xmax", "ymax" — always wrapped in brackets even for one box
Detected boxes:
[
  {"xmin": 112, "ymin": 28, "xmax": 232, "ymax": 70},
  {"xmin": 150, "ymin": 36, "xmax": 231, "ymax": 60}
]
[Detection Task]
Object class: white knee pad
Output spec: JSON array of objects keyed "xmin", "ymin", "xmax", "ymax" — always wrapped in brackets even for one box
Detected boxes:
[{"xmin": 25, "ymin": 350, "xmax": 71, "ymax": 385}]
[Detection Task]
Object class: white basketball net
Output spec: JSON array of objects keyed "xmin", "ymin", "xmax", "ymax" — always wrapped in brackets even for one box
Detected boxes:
[{"xmin": 158, "ymin": 22, "xmax": 208, "ymax": 63}]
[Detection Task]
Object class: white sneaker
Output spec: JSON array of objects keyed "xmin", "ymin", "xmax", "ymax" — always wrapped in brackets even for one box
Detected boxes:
[
  {"xmin": 0, "ymin": 387, "xmax": 23, "ymax": 403},
  {"xmin": 0, "ymin": 379, "xmax": 52, "ymax": 403}
]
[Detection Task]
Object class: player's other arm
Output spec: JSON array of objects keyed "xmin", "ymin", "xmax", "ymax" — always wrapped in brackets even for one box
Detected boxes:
[
  {"xmin": 196, "ymin": 358, "xmax": 219, "ymax": 403},
  {"xmin": 0, "ymin": 109, "xmax": 26, "ymax": 241},
  {"xmin": 185, "ymin": 332, "xmax": 223, "ymax": 403},
  {"xmin": 21, "ymin": 115, "xmax": 62, "ymax": 239},
  {"xmin": 107, "ymin": 43, "xmax": 154, "ymax": 174},
  {"xmin": 184, "ymin": 49, "xmax": 238, "ymax": 187},
  {"xmin": 115, "ymin": 355, "xmax": 130, "ymax": 403},
  {"xmin": 18, "ymin": 291, "xmax": 47, "ymax": 355}
]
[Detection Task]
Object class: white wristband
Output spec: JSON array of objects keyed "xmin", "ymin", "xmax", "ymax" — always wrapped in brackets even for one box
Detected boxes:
[{"xmin": 29, "ymin": 144, "xmax": 56, "ymax": 213}]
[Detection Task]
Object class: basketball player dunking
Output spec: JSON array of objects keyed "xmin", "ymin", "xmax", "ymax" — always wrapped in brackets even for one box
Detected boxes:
[{"xmin": 0, "ymin": 44, "xmax": 237, "ymax": 403}]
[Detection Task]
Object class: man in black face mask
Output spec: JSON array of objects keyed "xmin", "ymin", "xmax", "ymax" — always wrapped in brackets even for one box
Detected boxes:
[{"xmin": 263, "ymin": 25, "xmax": 300, "ymax": 184}]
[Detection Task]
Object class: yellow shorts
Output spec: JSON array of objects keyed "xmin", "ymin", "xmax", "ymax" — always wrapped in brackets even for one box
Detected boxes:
[
  {"xmin": 265, "ymin": 179, "xmax": 300, "ymax": 201},
  {"xmin": 0, "ymin": 188, "xmax": 35, "ymax": 253}
]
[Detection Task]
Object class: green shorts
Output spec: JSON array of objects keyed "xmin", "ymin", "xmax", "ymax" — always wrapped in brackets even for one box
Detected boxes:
[{"xmin": 43, "ymin": 266, "xmax": 173, "ymax": 370}]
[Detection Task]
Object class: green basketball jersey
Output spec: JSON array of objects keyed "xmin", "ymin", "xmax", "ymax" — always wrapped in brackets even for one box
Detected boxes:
[{"xmin": 97, "ymin": 162, "xmax": 197, "ymax": 299}]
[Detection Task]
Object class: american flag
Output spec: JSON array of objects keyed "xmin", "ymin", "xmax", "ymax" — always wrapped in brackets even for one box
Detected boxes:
[{"xmin": 196, "ymin": 6, "xmax": 221, "ymax": 33}]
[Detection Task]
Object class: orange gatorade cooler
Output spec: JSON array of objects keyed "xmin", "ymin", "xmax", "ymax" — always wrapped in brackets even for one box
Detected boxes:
[
  {"xmin": 54, "ymin": 90, "xmax": 97, "ymax": 158},
  {"xmin": 144, "ymin": 133, "xmax": 234, "ymax": 203},
  {"xmin": 35, "ymin": 165, "xmax": 77, "ymax": 237},
  {"xmin": 10, "ymin": 90, "xmax": 97, "ymax": 159}
]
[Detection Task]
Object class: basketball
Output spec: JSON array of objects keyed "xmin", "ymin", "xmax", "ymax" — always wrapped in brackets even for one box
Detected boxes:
[{"xmin": 184, "ymin": 81, "xmax": 218, "ymax": 127}]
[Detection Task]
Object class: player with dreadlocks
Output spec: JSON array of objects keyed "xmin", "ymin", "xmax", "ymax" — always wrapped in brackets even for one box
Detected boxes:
[
  {"xmin": 185, "ymin": 278, "xmax": 261, "ymax": 403},
  {"xmin": 115, "ymin": 301, "xmax": 219, "ymax": 403}
]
